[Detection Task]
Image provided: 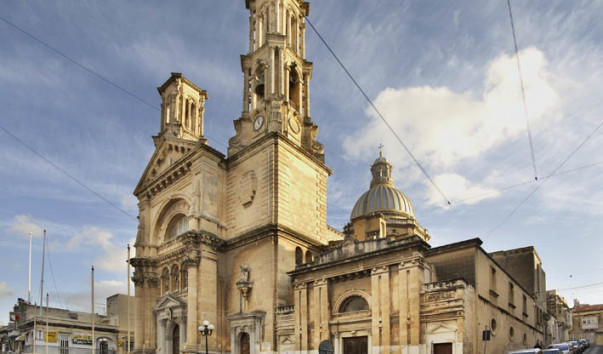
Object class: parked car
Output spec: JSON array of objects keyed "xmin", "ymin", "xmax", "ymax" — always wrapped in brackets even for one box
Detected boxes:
[
  {"xmin": 542, "ymin": 349, "xmax": 563, "ymax": 354},
  {"xmin": 548, "ymin": 342, "xmax": 573, "ymax": 354},
  {"xmin": 568, "ymin": 340, "xmax": 582, "ymax": 353},
  {"xmin": 578, "ymin": 338, "xmax": 589, "ymax": 349}
]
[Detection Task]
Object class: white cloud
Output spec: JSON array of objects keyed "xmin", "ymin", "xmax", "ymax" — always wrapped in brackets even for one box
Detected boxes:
[
  {"xmin": 60, "ymin": 280, "xmax": 126, "ymax": 313},
  {"xmin": 429, "ymin": 173, "xmax": 500, "ymax": 206},
  {"xmin": 0, "ymin": 282, "xmax": 14, "ymax": 299},
  {"xmin": 65, "ymin": 227, "xmax": 127, "ymax": 273},
  {"xmin": 7, "ymin": 215, "xmax": 44, "ymax": 238},
  {"xmin": 343, "ymin": 47, "xmax": 561, "ymax": 205}
]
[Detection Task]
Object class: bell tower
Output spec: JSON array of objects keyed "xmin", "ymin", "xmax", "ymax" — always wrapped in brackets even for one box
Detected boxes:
[{"xmin": 228, "ymin": 0, "xmax": 323, "ymax": 161}]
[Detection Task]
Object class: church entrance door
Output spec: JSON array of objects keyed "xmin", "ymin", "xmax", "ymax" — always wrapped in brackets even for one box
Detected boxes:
[
  {"xmin": 172, "ymin": 325, "xmax": 180, "ymax": 354},
  {"xmin": 343, "ymin": 336, "xmax": 368, "ymax": 354},
  {"xmin": 433, "ymin": 342, "xmax": 452, "ymax": 354},
  {"xmin": 240, "ymin": 333, "xmax": 250, "ymax": 354}
]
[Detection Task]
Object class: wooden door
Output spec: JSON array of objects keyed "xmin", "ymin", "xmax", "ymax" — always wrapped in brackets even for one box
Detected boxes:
[
  {"xmin": 172, "ymin": 325, "xmax": 180, "ymax": 354},
  {"xmin": 343, "ymin": 336, "xmax": 368, "ymax": 354},
  {"xmin": 240, "ymin": 333, "xmax": 250, "ymax": 354},
  {"xmin": 433, "ymin": 342, "xmax": 453, "ymax": 354}
]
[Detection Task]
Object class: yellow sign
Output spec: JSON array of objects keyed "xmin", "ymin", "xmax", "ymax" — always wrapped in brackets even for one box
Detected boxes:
[
  {"xmin": 45, "ymin": 331, "xmax": 57, "ymax": 343},
  {"xmin": 72, "ymin": 334, "xmax": 92, "ymax": 345}
]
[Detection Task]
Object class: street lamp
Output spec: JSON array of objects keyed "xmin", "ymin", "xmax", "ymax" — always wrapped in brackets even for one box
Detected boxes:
[{"xmin": 199, "ymin": 320, "xmax": 214, "ymax": 354}]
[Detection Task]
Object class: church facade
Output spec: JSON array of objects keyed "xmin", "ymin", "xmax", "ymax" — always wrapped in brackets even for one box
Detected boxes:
[{"xmin": 130, "ymin": 1, "xmax": 547, "ymax": 353}]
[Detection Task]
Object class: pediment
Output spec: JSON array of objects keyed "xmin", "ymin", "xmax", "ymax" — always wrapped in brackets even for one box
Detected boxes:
[
  {"xmin": 426, "ymin": 321, "xmax": 457, "ymax": 334},
  {"xmin": 134, "ymin": 137, "xmax": 197, "ymax": 196},
  {"xmin": 154, "ymin": 294, "xmax": 186, "ymax": 312}
]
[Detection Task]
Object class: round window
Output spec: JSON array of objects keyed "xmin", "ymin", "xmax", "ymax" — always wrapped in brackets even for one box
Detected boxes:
[
  {"xmin": 491, "ymin": 319, "xmax": 497, "ymax": 333},
  {"xmin": 509, "ymin": 327, "xmax": 515, "ymax": 340}
]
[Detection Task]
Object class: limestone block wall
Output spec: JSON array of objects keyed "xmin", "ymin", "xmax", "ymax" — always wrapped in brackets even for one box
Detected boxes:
[
  {"xmin": 275, "ymin": 140, "xmax": 329, "ymax": 243},
  {"xmin": 225, "ymin": 140, "xmax": 273, "ymax": 239}
]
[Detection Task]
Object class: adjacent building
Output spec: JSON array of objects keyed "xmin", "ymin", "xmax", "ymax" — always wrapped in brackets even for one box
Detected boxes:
[
  {"xmin": 129, "ymin": 1, "xmax": 550, "ymax": 353},
  {"xmin": 0, "ymin": 295, "xmax": 134, "ymax": 354},
  {"xmin": 547, "ymin": 290, "xmax": 572, "ymax": 343},
  {"xmin": 570, "ymin": 301, "xmax": 603, "ymax": 345}
]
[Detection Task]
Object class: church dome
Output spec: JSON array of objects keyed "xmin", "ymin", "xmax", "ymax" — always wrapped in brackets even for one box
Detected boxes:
[{"xmin": 350, "ymin": 152, "xmax": 415, "ymax": 219}]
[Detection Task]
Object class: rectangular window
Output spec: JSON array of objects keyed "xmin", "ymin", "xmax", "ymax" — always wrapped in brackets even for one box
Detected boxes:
[
  {"xmin": 490, "ymin": 266, "xmax": 497, "ymax": 293},
  {"xmin": 508, "ymin": 283, "xmax": 515, "ymax": 308},
  {"xmin": 522, "ymin": 295, "xmax": 528, "ymax": 316}
]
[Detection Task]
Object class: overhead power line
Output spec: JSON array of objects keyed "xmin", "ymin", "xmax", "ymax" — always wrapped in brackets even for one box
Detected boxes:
[
  {"xmin": 0, "ymin": 15, "xmax": 228, "ymax": 150},
  {"xmin": 0, "ymin": 16, "xmax": 158, "ymax": 112},
  {"xmin": 506, "ymin": 0, "xmax": 538, "ymax": 181},
  {"xmin": 0, "ymin": 125, "xmax": 138, "ymax": 221},
  {"xmin": 486, "ymin": 116, "xmax": 603, "ymax": 238},
  {"xmin": 303, "ymin": 16, "xmax": 451, "ymax": 206}
]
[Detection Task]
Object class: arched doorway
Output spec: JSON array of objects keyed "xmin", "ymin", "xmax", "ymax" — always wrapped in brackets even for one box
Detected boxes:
[
  {"xmin": 240, "ymin": 332, "xmax": 250, "ymax": 354},
  {"xmin": 172, "ymin": 325, "xmax": 180, "ymax": 354}
]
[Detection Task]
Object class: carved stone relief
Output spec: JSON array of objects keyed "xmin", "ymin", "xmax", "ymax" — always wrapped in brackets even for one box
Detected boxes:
[{"xmin": 239, "ymin": 170, "xmax": 257, "ymax": 207}]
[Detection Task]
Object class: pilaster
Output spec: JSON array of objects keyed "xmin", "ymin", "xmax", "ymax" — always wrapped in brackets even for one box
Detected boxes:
[
  {"xmin": 371, "ymin": 266, "xmax": 391, "ymax": 354},
  {"xmin": 294, "ymin": 282, "xmax": 309, "ymax": 351}
]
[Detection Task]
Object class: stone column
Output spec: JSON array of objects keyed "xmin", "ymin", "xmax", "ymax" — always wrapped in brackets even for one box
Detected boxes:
[
  {"xmin": 185, "ymin": 259, "xmax": 199, "ymax": 350},
  {"xmin": 398, "ymin": 254, "xmax": 425, "ymax": 350},
  {"xmin": 199, "ymin": 249, "xmax": 218, "ymax": 352},
  {"xmin": 284, "ymin": 66, "xmax": 290, "ymax": 102},
  {"xmin": 372, "ymin": 266, "xmax": 391, "ymax": 354},
  {"xmin": 270, "ymin": 47, "xmax": 275, "ymax": 95},
  {"xmin": 148, "ymin": 277, "xmax": 159, "ymax": 350},
  {"xmin": 294, "ymin": 283, "xmax": 308, "ymax": 352},
  {"xmin": 157, "ymin": 318, "xmax": 166, "ymax": 354},
  {"xmin": 133, "ymin": 276, "xmax": 144, "ymax": 351},
  {"xmin": 312, "ymin": 279, "xmax": 330, "ymax": 346},
  {"xmin": 301, "ymin": 22, "xmax": 306, "ymax": 58},
  {"xmin": 303, "ymin": 74, "xmax": 310, "ymax": 117}
]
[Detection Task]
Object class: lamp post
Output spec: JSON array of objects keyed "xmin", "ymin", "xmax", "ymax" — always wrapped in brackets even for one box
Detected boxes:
[{"xmin": 199, "ymin": 320, "xmax": 214, "ymax": 354}]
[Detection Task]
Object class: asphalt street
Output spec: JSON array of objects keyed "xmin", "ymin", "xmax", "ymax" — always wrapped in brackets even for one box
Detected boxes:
[{"xmin": 585, "ymin": 346, "xmax": 603, "ymax": 354}]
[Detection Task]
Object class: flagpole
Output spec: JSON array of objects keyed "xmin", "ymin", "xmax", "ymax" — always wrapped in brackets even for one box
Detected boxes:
[
  {"xmin": 92, "ymin": 266, "xmax": 95, "ymax": 354},
  {"xmin": 39, "ymin": 230, "xmax": 46, "ymax": 317},
  {"xmin": 45, "ymin": 293, "xmax": 49, "ymax": 354},
  {"xmin": 28, "ymin": 232, "xmax": 32, "ymax": 304},
  {"xmin": 33, "ymin": 303, "xmax": 37, "ymax": 354},
  {"xmin": 127, "ymin": 244, "xmax": 131, "ymax": 354}
]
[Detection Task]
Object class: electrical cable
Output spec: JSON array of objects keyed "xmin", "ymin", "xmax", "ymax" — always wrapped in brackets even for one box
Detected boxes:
[
  {"xmin": 46, "ymin": 246, "xmax": 67, "ymax": 309},
  {"xmin": 486, "ymin": 117, "xmax": 603, "ymax": 238},
  {"xmin": 0, "ymin": 125, "xmax": 138, "ymax": 221},
  {"xmin": 0, "ymin": 15, "xmax": 228, "ymax": 150},
  {"xmin": 303, "ymin": 16, "xmax": 451, "ymax": 206},
  {"xmin": 418, "ymin": 160, "xmax": 603, "ymax": 216},
  {"xmin": 507, "ymin": 0, "xmax": 538, "ymax": 181}
]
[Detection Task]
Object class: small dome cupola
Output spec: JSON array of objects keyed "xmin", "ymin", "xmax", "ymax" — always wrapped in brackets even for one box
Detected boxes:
[
  {"xmin": 350, "ymin": 152, "xmax": 415, "ymax": 220},
  {"xmin": 370, "ymin": 151, "xmax": 394, "ymax": 188}
]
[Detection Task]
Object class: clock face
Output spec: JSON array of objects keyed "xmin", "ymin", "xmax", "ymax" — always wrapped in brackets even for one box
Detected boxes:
[{"xmin": 253, "ymin": 115, "xmax": 264, "ymax": 131}]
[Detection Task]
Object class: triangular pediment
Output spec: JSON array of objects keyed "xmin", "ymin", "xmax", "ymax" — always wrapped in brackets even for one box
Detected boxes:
[
  {"xmin": 426, "ymin": 321, "xmax": 457, "ymax": 334},
  {"xmin": 154, "ymin": 294, "xmax": 186, "ymax": 312},
  {"xmin": 134, "ymin": 136, "xmax": 198, "ymax": 196}
]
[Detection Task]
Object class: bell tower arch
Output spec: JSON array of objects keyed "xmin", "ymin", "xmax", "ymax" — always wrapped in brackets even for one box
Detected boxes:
[{"xmin": 229, "ymin": 0, "xmax": 323, "ymax": 161}]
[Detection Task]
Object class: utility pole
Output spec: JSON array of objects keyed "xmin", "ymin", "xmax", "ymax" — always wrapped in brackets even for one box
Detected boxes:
[
  {"xmin": 91, "ymin": 266, "xmax": 95, "ymax": 354},
  {"xmin": 127, "ymin": 244, "xmax": 131, "ymax": 354}
]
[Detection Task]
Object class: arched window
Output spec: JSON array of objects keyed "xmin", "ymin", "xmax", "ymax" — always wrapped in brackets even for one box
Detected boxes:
[
  {"xmin": 162, "ymin": 268, "xmax": 170, "ymax": 295},
  {"xmin": 305, "ymin": 250, "xmax": 313, "ymax": 263},
  {"xmin": 171, "ymin": 264, "xmax": 179, "ymax": 292},
  {"xmin": 295, "ymin": 247, "xmax": 303, "ymax": 265},
  {"xmin": 166, "ymin": 214, "xmax": 187, "ymax": 241},
  {"xmin": 339, "ymin": 296, "xmax": 369, "ymax": 313}
]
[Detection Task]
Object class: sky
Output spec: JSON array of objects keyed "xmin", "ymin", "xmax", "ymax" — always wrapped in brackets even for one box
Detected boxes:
[{"xmin": 1, "ymin": 0, "xmax": 602, "ymax": 325}]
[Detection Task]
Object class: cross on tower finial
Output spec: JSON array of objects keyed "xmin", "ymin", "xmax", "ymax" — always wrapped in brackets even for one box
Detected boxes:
[{"xmin": 378, "ymin": 143, "xmax": 384, "ymax": 157}]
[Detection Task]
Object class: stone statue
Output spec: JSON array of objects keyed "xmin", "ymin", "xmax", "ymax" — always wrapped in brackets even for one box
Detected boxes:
[{"xmin": 239, "ymin": 264, "xmax": 250, "ymax": 282}]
